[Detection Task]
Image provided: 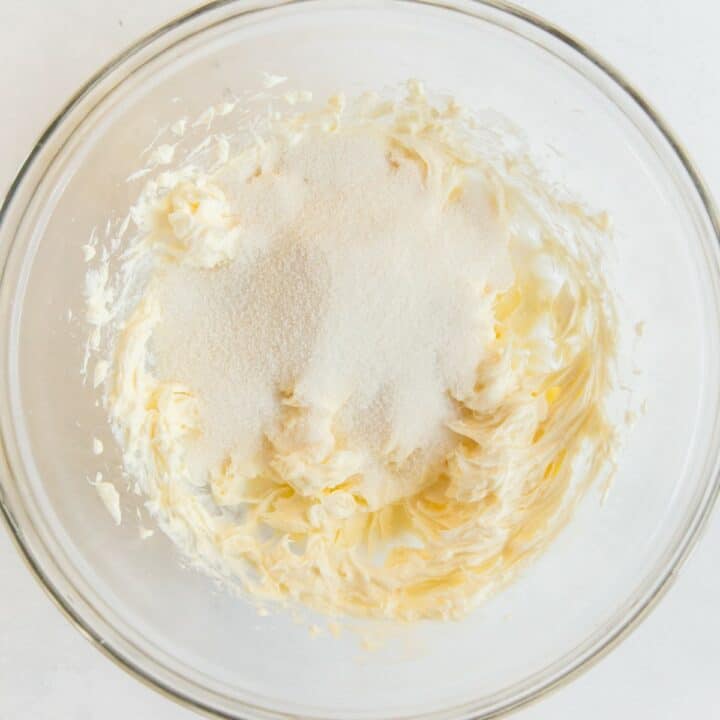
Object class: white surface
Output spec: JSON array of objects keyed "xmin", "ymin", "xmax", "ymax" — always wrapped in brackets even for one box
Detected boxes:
[{"xmin": 0, "ymin": 0, "xmax": 718, "ymax": 717}]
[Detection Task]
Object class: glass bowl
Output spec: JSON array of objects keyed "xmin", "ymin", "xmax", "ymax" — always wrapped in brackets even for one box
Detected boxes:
[{"xmin": 1, "ymin": 1, "xmax": 719, "ymax": 718}]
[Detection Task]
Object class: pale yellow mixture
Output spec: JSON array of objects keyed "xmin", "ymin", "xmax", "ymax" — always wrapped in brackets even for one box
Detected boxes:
[{"xmin": 84, "ymin": 81, "xmax": 618, "ymax": 621}]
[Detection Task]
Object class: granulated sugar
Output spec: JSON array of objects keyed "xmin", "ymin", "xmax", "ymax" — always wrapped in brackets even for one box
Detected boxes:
[{"xmin": 152, "ymin": 127, "xmax": 512, "ymax": 472}]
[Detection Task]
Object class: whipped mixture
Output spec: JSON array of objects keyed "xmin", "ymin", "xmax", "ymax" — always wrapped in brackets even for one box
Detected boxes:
[{"xmin": 84, "ymin": 81, "xmax": 619, "ymax": 621}]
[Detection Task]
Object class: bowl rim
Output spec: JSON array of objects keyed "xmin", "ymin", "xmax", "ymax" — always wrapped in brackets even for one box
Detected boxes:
[{"xmin": 1, "ymin": 1, "xmax": 719, "ymax": 719}]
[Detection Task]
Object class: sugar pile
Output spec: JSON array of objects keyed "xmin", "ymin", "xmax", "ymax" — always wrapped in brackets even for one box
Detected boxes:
[{"xmin": 152, "ymin": 128, "xmax": 513, "ymax": 477}]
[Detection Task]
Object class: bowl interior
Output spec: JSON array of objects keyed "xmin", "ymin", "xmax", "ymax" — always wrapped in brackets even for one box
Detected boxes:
[{"xmin": 4, "ymin": 1, "xmax": 720, "ymax": 718}]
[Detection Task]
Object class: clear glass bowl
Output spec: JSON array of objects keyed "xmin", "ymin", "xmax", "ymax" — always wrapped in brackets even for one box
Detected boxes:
[{"xmin": 1, "ymin": 1, "xmax": 719, "ymax": 718}]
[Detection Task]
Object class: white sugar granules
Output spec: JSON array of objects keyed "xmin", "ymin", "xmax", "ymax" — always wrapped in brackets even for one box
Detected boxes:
[{"xmin": 151, "ymin": 128, "xmax": 512, "ymax": 471}]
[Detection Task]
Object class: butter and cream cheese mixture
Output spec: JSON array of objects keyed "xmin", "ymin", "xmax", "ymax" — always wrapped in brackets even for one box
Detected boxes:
[{"xmin": 83, "ymin": 81, "xmax": 620, "ymax": 621}]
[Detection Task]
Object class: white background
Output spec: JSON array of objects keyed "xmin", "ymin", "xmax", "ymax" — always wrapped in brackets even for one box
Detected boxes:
[{"xmin": 1, "ymin": 1, "xmax": 718, "ymax": 718}]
